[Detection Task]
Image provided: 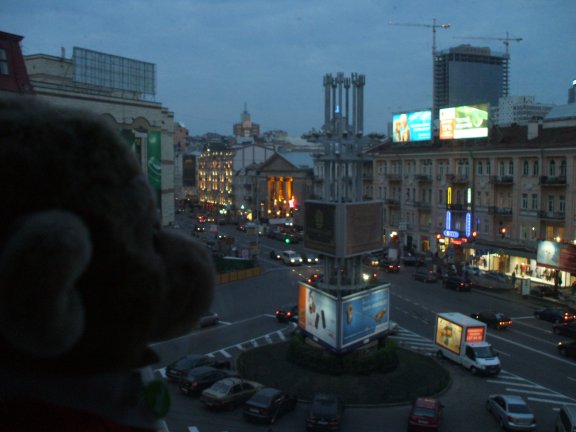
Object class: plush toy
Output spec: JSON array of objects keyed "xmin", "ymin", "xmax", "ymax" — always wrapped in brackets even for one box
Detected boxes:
[{"xmin": 0, "ymin": 96, "xmax": 216, "ymax": 431}]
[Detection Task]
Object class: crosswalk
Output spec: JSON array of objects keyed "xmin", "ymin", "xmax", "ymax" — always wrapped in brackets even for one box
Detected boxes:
[{"xmin": 388, "ymin": 326, "xmax": 437, "ymax": 355}]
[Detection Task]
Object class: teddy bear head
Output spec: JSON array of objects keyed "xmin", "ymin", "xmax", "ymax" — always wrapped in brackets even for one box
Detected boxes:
[{"xmin": 0, "ymin": 96, "xmax": 215, "ymax": 373}]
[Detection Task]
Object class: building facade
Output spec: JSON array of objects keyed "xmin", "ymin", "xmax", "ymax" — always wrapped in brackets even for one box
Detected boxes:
[
  {"xmin": 492, "ymin": 95, "xmax": 554, "ymax": 126},
  {"xmin": 368, "ymin": 108, "xmax": 576, "ymax": 286},
  {"xmin": 20, "ymin": 46, "xmax": 177, "ymax": 226}
]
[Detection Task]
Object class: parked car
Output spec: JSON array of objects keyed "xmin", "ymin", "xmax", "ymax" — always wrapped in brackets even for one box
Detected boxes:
[
  {"xmin": 165, "ymin": 354, "xmax": 231, "ymax": 382},
  {"xmin": 382, "ymin": 260, "xmax": 401, "ymax": 273},
  {"xmin": 470, "ymin": 311, "xmax": 512, "ymax": 330},
  {"xmin": 485, "ymin": 394, "xmax": 536, "ymax": 431},
  {"xmin": 281, "ymin": 250, "xmax": 303, "ymax": 266},
  {"xmin": 200, "ymin": 377, "xmax": 264, "ymax": 410},
  {"xmin": 269, "ymin": 249, "xmax": 282, "ymax": 260},
  {"xmin": 558, "ymin": 340, "xmax": 576, "ymax": 358},
  {"xmin": 553, "ymin": 321, "xmax": 576, "ymax": 338},
  {"xmin": 305, "ymin": 393, "xmax": 344, "ymax": 431},
  {"xmin": 555, "ymin": 404, "xmax": 576, "ymax": 432},
  {"xmin": 306, "ymin": 273, "xmax": 324, "ymax": 287},
  {"xmin": 198, "ymin": 312, "xmax": 220, "ymax": 328},
  {"xmin": 407, "ymin": 397, "xmax": 443, "ymax": 432},
  {"xmin": 413, "ymin": 267, "xmax": 438, "ymax": 283},
  {"xmin": 178, "ymin": 366, "xmax": 238, "ymax": 396},
  {"xmin": 534, "ymin": 307, "xmax": 576, "ymax": 323},
  {"xmin": 275, "ymin": 304, "xmax": 298, "ymax": 323},
  {"xmin": 302, "ymin": 252, "xmax": 320, "ymax": 265},
  {"xmin": 243, "ymin": 387, "xmax": 297, "ymax": 424},
  {"xmin": 443, "ymin": 274, "xmax": 472, "ymax": 292}
]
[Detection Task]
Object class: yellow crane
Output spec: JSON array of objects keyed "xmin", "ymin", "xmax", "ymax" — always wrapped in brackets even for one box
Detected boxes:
[{"xmin": 453, "ymin": 32, "xmax": 523, "ymax": 57}]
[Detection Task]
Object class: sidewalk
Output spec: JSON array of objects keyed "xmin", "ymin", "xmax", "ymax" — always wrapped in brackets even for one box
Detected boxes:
[{"xmin": 472, "ymin": 282, "xmax": 576, "ymax": 310}]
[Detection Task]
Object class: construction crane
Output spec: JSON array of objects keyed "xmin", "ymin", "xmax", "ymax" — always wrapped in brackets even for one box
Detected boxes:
[
  {"xmin": 388, "ymin": 18, "xmax": 451, "ymax": 56},
  {"xmin": 453, "ymin": 32, "xmax": 522, "ymax": 57}
]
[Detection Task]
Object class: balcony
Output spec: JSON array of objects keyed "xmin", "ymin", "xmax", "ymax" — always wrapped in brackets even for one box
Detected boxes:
[
  {"xmin": 415, "ymin": 201, "xmax": 431, "ymax": 210},
  {"xmin": 446, "ymin": 203, "xmax": 470, "ymax": 212},
  {"xmin": 385, "ymin": 173, "xmax": 402, "ymax": 182},
  {"xmin": 385, "ymin": 198, "xmax": 400, "ymax": 207},
  {"xmin": 489, "ymin": 175, "xmax": 514, "ymax": 185},
  {"xmin": 488, "ymin": 206, "xmax": 513, "ymax": 215},
  {"xmin": 446, "ymin": 174, "xmax": 469, "ymax": 184},
  {"xmin": 540, "ymin": 176, "xmax": 566, "ymax": 186},
  {"xmin": 415, "ymin": 174, "xmax": 432, "ymax": 183},
  {"xmin": 538, "ymin": 210, "xmax": 565, "ymax": 220}
]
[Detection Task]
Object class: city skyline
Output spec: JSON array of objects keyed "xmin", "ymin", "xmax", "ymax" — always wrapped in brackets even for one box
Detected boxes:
[{"xmin": 2, "ymin": 0, "xmax": 575, "ymax": 137}]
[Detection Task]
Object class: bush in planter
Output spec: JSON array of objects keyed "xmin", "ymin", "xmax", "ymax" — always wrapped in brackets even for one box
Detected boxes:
[{"xmin": 286, "ymin": 332, "xmax": 398, "ymax": 375}]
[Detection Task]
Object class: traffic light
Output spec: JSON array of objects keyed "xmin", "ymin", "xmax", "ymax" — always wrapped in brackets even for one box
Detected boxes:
[{"xmin": 284, "ymin": 236, "xmax": 291, "ymax": 244}]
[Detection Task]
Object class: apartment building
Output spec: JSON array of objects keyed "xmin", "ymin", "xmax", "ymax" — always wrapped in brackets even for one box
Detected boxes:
[{"xmin": 367, "ymin": 109, "xmax": 576, "ymax": 282}]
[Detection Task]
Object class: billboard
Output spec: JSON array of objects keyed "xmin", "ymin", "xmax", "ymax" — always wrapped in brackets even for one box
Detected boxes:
[
  {"xmin": 435, "ymin": 316, "xmax": 463, "ymax": 355},
  {"xmin": 537, "ymin": 240, "xmax": 576, "ymax": 273},
  {"xmin": 298, "ymin": 283, "xmax": 390, "ymax": 351},
  {"xmin": 303, "ymin": 201, "xmax": 384, "ymax": 257},
  {"xmin": 340, "ymin": 286, "xmax": 389, "ymax": 349},
  {"xmin": 392, "ymin": 110, "xmax": 432, "ymax": 143},
  {"xmin": 439, "ymin": 103, "xmax": 489, "ymax": 140}
]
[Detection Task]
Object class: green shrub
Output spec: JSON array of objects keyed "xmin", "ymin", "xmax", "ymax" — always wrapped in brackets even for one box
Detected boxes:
[{"xmin": 286, "ymin": 332, "xmax": 398, "ymax": 376}]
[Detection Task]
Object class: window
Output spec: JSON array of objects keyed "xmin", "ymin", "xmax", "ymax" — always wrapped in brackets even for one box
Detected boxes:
[
  {"xmin": 486, "ymin": 161, "xmax": 491, "ymax": 175},
  {"xmin": 560, "ymin": 160, "xmax": 566, "ymax": 177},
  {"xmin": 508, "ymin": 160, "xmax": 513, "ymax": 176},
  {"xmin": 522, "ymin": 193, "xmax": 528, "ymax": 209},
  {"xmin": 438, "ymin": 189, "xmax": 443, "ymax": 205},
  {"xmin": 559, "ymin": 195, "xmax": 565, "ymax": 213},
  {"xmin": 477, "ymin": 191, "xmax": 482, "ymax": 206},
  {"xmin": 531, "ymin": 193, "xmax": 538, "ymax": 209},
  {"xmin": 477, "ymin": 161, "xmax": 483, "ymax": 176},
  {"xmin": 533, "ymin": 160, "xmax": 539, "ymax": 176},
  {"xmin": 0, "ymin": 48, "xmax": 8, "ymax": 75},
  {"xmin": 523, "ymin": 161, "xmax": 529, "ymax": 176},
  {"xmin": 499, "ymin": 161, "xmax": 505, "ymax": 176},
  {"xmin": 549, "ymin": 160, "xmax": 556, "ymax": 177},
  {"xmin": 548, "ymin": 195, "xmax": 554, "ymax": 212}
]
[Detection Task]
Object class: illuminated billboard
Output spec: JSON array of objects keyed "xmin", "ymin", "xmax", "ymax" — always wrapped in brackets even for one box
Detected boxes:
[
  {"xmin": 392, "ymin": 110, "xmax": 432, "ymax": 142},
  {"xmin": 537, "ymin": 240, "xmax": 576, "ymax": 273},
  {"xmin": 298, "ymin": 283, "xmax": 390, "ymax": 351},
  {"xmin": 435, "ymin": 316, "xmax": 463, "ymax": 355},
  {"xmin": 439, "ymin": 103, "xmax": 488, "ymax": 140}
]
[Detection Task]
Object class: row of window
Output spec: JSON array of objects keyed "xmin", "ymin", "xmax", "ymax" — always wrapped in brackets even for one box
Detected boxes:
[{"xmin": 375, "ymin": 159, "xmax": 567, "ymax": 178}]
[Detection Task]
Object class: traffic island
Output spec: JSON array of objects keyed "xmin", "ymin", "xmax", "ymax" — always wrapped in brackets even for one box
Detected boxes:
[{"xmin": 236, "ymin": 334, "xmax": 451, "ymax": 406}]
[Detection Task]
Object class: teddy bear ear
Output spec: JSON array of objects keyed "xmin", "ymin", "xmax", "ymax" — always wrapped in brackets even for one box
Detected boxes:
[{"xmin": 0, "ymin": 211, "xmax": 92, "ymax": 358}]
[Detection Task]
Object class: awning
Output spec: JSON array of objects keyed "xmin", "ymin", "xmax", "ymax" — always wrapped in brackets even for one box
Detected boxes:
[{"xmin": 463, "ymin": 242, "xmax": 536, "ymax": 259}]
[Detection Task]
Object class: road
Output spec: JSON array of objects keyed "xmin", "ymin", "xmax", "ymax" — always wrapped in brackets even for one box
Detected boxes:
[{"xmin": 153, "ymin": 217, "xmax": 576, "ymax": 431}]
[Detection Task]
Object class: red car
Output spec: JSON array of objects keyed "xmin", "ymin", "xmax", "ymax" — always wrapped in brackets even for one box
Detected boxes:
[{"xmin": 407, "ymin": 397, "xmax": 443, "ymax": 431}]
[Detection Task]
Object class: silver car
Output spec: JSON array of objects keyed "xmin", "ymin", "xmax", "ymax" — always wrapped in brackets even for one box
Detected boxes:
[{"xmin": 486, "ymin": 394, "xmax": 536, "ymax": 431}]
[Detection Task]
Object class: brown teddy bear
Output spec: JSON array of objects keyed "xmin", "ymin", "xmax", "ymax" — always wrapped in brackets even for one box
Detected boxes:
[{"xmin": 0, "ymin": 96, "xmax": 216, "ymax": 431}]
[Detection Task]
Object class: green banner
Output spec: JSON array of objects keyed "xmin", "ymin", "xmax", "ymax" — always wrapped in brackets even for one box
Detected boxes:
[{"xmin": 147, "ymin": 130, "xmax": 162, "ymax": 204}]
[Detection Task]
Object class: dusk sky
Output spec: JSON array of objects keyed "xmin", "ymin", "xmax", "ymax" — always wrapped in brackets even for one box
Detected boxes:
[{"xmin": 3, "ymin": 0, "xmax": 575, "ymax": 137}]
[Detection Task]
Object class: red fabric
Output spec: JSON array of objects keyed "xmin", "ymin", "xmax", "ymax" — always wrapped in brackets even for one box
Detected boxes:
[{"xmin": 0, "ymin": 399, "xmax": 157, "ymax": 432}]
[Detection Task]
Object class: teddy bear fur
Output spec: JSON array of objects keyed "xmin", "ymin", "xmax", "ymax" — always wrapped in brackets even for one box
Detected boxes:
[{"xmin": 0, "ymin": 96, "xmax": 216, "ymax": 430}]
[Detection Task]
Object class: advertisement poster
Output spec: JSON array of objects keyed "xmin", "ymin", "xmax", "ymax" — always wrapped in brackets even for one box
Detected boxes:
[
  {"xmin": 147, "ymin": 130, "xmax": 162, "ymax": 205},
  {"xmin": 341, "ymin": 287, "xmax": 389, "ymax": 348},
  {"xmin": 439, "ymin": 104, "xmax": 489, "ymax": 140},
  {"xmin": 298, "ymin": 283, "xmax": 338, "ymax": 348},
  {"xmin": 392, "ymin": 110, "xmax": 432, "ymax": 143},
  {"xmin": 435, "ymin": 316, "xmax": 463, "ymax": 355},
  {"xmin": 537, "ymin": 240, "xmax": 560, "ymax": 267}
]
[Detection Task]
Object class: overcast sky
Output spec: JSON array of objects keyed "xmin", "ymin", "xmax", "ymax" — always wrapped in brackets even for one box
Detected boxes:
[{"xmin": 3, "ymin": 0, "xmax": 575, "ymax": 137}]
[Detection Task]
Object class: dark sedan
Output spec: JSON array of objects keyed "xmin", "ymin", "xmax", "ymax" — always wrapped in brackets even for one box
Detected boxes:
[
  {"xmin": 382, "ymin": 261, "xmax": 401, "ymax": 273},
  {"xmin": 470, "ymin": 311, "xmax": 512, "ymax": 330},
  {"xmin": 306, "ymin": 393, "xmax": 344, "ymax": 431},
  {"xmin": 558, "ymin": 340, "xmax": 576, "ymax": 358},
  {"xmin": 413, "ymin": 267, "xmax": 438, "ymax": 283},
  {"xmin": 534, "ymin": 307, "xmax": 576, "ymax": 323},
  {"xmin": 165, "ymin": 354, "xmax": 231, "ymax": 382},
  {"xmin": 553, "ymin": 321, "xmax": 576, "ymax": 338},
  {"xmin": 179, "ymin": 366, "xmax": 238, "ymax": 396},
  {"xmin": 275, "ymin": 304, "xmax": 298, "ymax": 323},
  {"xmin": 243, "ymin": 387, "xmax": 297, "ymax": 424}
]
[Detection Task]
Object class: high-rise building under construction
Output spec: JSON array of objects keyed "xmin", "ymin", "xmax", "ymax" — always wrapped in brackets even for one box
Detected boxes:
[{"xmin": 433, "ymin": 44, "xmax": 509, "ymax": 117}]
